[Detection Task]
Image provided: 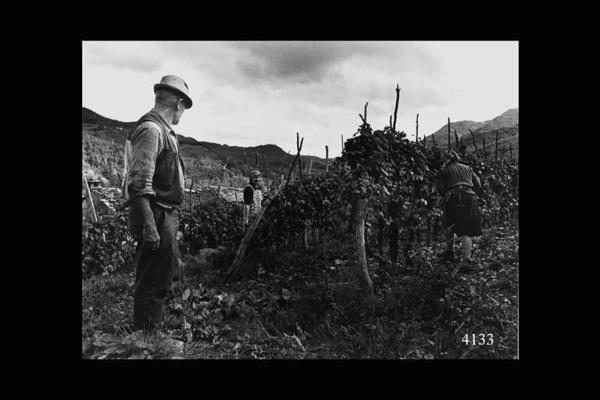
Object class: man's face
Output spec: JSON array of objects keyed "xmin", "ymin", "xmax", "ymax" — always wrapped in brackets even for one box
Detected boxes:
[{"xmin": 172, "ymin": 99, "xmax": 185, "ymax": 125}]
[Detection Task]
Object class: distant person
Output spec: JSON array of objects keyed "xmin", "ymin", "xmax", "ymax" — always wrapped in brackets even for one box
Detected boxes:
[
  {"xmin": 122, "ymin": 75, "xmax": 192, "ymax": 333},
  {"xmin": 436, "ymin": 150, "xmax": 483, "ymax": 266},
  {"xmin": 242, "ymin": 169, "xmax": 264, "ymax": 225},
  {"xmin": 243, "ymin": 180, "xmax": 254, "ymax": 226}
]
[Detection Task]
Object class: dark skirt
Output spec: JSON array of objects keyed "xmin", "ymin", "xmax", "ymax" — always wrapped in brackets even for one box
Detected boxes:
[{"xmin": 445, "ymin": 190, "xmax": 482, "ymax": 237}]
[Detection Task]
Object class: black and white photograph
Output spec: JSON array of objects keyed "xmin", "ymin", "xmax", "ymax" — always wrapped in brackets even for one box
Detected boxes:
[{"xmin": 81, "ymin": 40, "xmax": 519, "ymax": 359}]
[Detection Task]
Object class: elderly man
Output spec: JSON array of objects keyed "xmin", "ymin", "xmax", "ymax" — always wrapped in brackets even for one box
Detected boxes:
[
  {"xmin": 122, "ymin": 75, "xmax": 192, "ymax": 332},
  {"xmin": 436, "ymin": 150, "xmax": 483, "ymax": 266}
]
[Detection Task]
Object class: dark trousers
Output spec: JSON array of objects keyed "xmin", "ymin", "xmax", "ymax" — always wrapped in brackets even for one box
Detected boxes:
[{"xmin": 132, "ymin": 203, "xmax": 181, "ymax": 332}]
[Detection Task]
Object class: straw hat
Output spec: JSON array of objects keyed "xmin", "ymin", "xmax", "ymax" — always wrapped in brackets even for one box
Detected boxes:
[{"xmin": 154, "ymin": 75, "xmax": 193, "ymax": 109}]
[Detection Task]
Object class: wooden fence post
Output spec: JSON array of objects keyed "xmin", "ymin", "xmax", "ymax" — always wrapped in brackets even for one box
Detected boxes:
[
  {"xmin": 454, "ymin": 129, "xmax": 459, "ymax": 150},
  {"xmin": 82, "ymin": 171, "xmax": 98, "ymax": 223},
  {"xmin": 415, "ymin": 113, "xmax": 419, "ymax": 143},
  {"xmin": 325, "ymin": 145, "xmax": 329, "ymax": 173},
  {"xmin": 393, "ymin": 85, "xmax": 401, "ymax": 132},
  {"xmin": 469, "ymin": 129, "xmax": 479, "ymax": 157},
  {"xmin": 495, "ymin": 130, "xmax": 499, "ymax": 161},
  {"xmin": 447, "ymin": 117, "xmax": 451, "ymax": 150}
]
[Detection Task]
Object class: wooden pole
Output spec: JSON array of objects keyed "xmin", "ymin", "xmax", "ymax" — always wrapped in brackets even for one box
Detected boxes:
[
  {"xmin": 469, "ymin": 129, "xmax": 479, "ymax": 157},
  {"xmin": 495, "ymin": 130, "xmax": 499, "ymax": 160},
  {"xmin": 228, "ymin": 138, "xmax": 304, "ymax": 277},
  {"xmin": 325, "ymin": 145, "xmax": 329, "ymax": 173},
  {"xmin": 389, "ymin": 115, "xmax": 393, "ymax": 129},
  {"xmin": 82, "ymin": 171, "xmax": 98, "ymax": 223},
  {"xmin": 296, "ymin": 132, "xmax": 303, "ymax": 179},
  {"xmin": 353, "ymin": 195, "xmax": 372, "ymax": 296},
  {"xmin": 415, "ymin": 113, "xmax": 419, "ymax": 143},
  {"xmin": 392, "ymin": 85, "xmax": 401, "ymax": 132},
  {"xmin": 341, "ymin": 134, "xmax": 344, "ymax": 153},
  {"xmin": 447, "ymin": 117, "xmax": 451, "ymax": 151},
  {"xmin": 227, "ymin": 180, "xmax": 286, "ymax": 277},
  {"xmin": 454, "ymin": 129, "xmax": 459, "ymax": 150},
  {"xmin": 287, "ymin": 134, "xmax": 304, "ymax": 184}
]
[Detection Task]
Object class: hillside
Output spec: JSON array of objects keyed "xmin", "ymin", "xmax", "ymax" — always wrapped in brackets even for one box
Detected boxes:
[
  {"xmin": 423, "ymin": 108, "xmax": 519, "ymax": 161},
  {"xmin": 427, "ymin": 120, "xmax": 486, "ymax": 142},
  {"xmin": 82, "ymin": 107, "xmax": 328, "ymax": 188},
  {"xmin": 474, "ymin": 108, "xmax": 518, "ymax": 132}
]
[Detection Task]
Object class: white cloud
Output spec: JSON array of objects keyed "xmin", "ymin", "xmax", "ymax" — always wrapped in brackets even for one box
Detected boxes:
[{"xmin": 82, "ymin": 41, "xmax": 518, "ymax": 158}]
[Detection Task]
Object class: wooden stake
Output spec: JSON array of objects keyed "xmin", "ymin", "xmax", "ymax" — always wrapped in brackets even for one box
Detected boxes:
[
  {"xmin": 495, "ymin": 130, "xmax": 499, "ymax": 160},
  {"xmin": 227, "ymin": 180, "xmax": 286, "ymax": 277},
  {"xmin": 341, "ymin": 134, "xmax": 344, "ymax": 153},
  {"xmin": 82, "ymin": 171, "xmax": 97, "ymax": 223},
  {"xmin": 296, "ymin": 132, "xmax": 303, "ymax": 179},
  {"xmin": 415, "ymin": 113, "xmax": 419, "ymax": 143},
  {"xmin": 447, "ymin": 117, "xmax": 451, "ymax": 151},
  {"xmin": 454, "ymin": 129, "xmax": 459, "ymax": 150},
  {"xmin": 469, "ymin": 129, "xmax": 479, "ymax": 157},
  {"xmin": 228, "ymin": 139, "xmax": 304, "ymax": 277},
  {"xmin": 393, "ymin": 85, "xmax": 401, "ymax": 132},
  {"xmin": 325, "ymin": 145, "xmax": 329, "ymax": 173}
]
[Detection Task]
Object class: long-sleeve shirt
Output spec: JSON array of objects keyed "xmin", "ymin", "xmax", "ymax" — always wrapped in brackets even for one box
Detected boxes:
[
  {"xmin": 122, "ymin": 110, "xmax": 185, "ymax": 208},
  {"xmin": 436, "ymin": 162, "xmax": 481, "ymax": 196}
]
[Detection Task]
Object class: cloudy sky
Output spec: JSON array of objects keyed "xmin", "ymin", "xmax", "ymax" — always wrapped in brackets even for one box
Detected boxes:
[{"xmin": 82, "ymin": 41, "xmax": 518, "ymax": 158}]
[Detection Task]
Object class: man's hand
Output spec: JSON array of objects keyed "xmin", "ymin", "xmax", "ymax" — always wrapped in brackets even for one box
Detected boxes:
[
  {"xmin": 142, "ymin": 224, "xmax": 161, "ymax": 251},
  {"xmin": 129, "ymin": 195, "xmax": 160, "ymax": 251}
]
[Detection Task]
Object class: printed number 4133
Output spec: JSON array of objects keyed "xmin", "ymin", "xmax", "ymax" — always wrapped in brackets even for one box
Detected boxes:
[{"xmin": 462, "ymin": 334, "xmax": 494, "ymax": 346}]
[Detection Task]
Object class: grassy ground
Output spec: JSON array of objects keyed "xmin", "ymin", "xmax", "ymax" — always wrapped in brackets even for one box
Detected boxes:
[{"xmin": 82, "ymin": 222, "xmax": 518, "ymax": 359}]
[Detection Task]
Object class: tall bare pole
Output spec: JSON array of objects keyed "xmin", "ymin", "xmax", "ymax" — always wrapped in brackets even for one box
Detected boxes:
[
  {"xmin": 296, "ymin": 132, "xmax": 303, "ymax": 179},
  {"xmin": 392, "ymin": 85, "xmax": 401, "ymax": 132},
  {"xmin": 495, "ymin": 130, "xmax": 500, "ymax": 160},
  {"xmin": 415, "ymin": 113, "xmax": 419, "ymax": 143},
  {"xmin": 469, "ymin": 129, "xmax": 479, "ymax": 157},
  {"xmin": 325, "ymin": 145, "xmax": 329, "ymax": 173},
  {"xmin": 341, "ymin": 134, "xmax": 344, "ymax": 153},
  {"xmin": 454, "ymin": 129, "xmax": 459, "ymax": 150},
  {"xmin": 447, "ymin": 117, "xmax": 451, "ymax": 151},
  {"xmin": 82, "ymin": 171, "xmax": 97, "ymax": 223}
]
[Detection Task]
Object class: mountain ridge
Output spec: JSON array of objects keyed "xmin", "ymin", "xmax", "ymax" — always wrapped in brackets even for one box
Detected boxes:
[{"xmin": 82, "ymin": 107, "xmax": 328, "ymax": 187}]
